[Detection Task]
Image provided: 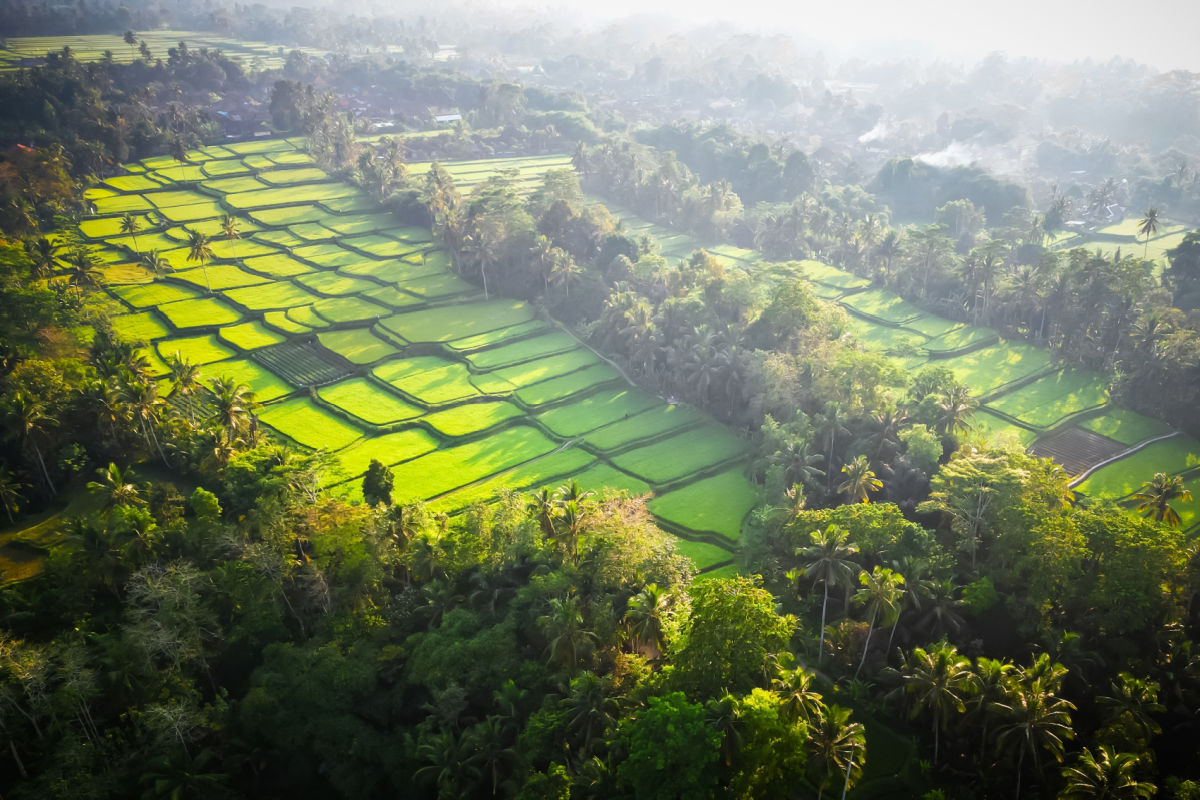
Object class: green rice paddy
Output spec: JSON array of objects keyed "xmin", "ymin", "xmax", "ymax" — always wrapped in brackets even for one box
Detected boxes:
[
  {"xmin": 91, "ymin": 139, "xmax": 1187, "ymax": 574},
  {"xmin": 1075, "ymin": 436, "xmax": 1200, "ymax": 498},
  {"xmin": 1077, "ymin": 409, "xmax": 1172, "ymax": 446}
]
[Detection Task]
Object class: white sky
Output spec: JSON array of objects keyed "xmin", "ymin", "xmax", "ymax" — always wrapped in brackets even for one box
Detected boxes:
[{"xmin": 528, "ymin": 0, "xmax": 1200, "ymax": 72}]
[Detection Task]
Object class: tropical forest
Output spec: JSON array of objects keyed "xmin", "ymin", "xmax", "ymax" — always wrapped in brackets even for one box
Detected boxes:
[{"xmin": 1, "ymin": 0, "xmax": 1199, "ymax": 797}]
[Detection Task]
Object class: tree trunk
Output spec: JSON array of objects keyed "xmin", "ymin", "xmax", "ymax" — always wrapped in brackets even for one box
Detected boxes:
[
  {"xmin": 854, "ymin": 608, "xmax": 878, "ymax": 680},
  {"xmin": 32, "ymin": 443, "xmax": 55, "ymax": 497},
  {"xmin": 818, "ymin": 582, "xmax": 829, "ymax": 665}
]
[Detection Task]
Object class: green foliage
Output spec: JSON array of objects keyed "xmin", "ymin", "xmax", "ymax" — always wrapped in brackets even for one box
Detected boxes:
[
  {"xmin": 614, "ymin": 692, "xmax": 722, "ymax": 800},
  {"xmin": 361, "ymin": 459, "xmax": 394, "ymax": 507},
  {"xmin": 670, "ymin": 576, "xmax": 795, "ymax": 699}
]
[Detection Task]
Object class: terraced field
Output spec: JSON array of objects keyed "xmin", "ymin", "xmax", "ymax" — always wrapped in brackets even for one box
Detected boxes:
[
  {"xmin": 0, "ymin": 31, "xmax": 327, "ymax": 71},
  {"xmin": 597, "ymin": 195, "xmax": 1197, "ymax": 505},
  {"xmin": 77, "ymin": 140, "xmax": 753, "ymax": 571},
  {"xmin": 1049, "ymin": 215, "xmax": 1192, "ymax": 274}
]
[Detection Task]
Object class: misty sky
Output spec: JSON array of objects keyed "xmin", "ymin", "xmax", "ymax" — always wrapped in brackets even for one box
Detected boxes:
[{"xmin": 525, "ymin": 0, "xmax": 1200, "ymax": 72}]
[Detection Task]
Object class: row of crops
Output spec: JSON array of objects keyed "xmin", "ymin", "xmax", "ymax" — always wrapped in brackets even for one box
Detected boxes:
[
  {"xmin": 598, "ymin": 200, "xmax": 1200, "ymax": 531},
  {"xmin": 80, "ymin": 142, "xmax": 751, "ymax": 574},
  {"xmin": 0, "ymin": 30, "xmax": 327, "ymax": 71}
]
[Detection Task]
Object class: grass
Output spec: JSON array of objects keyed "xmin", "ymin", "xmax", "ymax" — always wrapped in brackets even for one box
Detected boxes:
[
  {"xmin": 447, "ymin": 320, "xmax": 548, "ymax": 352},
  {"xmin": 379, "ymin": 300, "xmax": 534, "ymax": 343},
  {"xmin": 903, "ymin": 315, "xmax": 963, "ymax": 338},
  {"xmin": 535, "ymin": 388, "xmax": 661, "ymax": 437},
  {"xmin": 318, "ymin": 379, "xmax": 423, "ymax": 425},
  {"xmin": 421, "ymin": 401, "xmax": 525, "ymax": 437},
  {"xmin": 984, "ymin": 368, "xmax": 1109, "ymax": 429},
  {"xmin": 966, "ymin": 410, "xmax": 1039, "ymax": 447},
  {"xmin": 923, "ymin": 325, "xmax": 998, "ymax": 354},
  {"xmin": 249, "ymin": 205, "xmax": 330, "ymax": 226},
  {"xmin": 111, "ymin": 282, "xmax": 202, "ymax": 308},
  {"xmin": 259, "ymin": 398, "xmax": 364, "ymax": 450},
  {"xmin": 171, "ymin": 264, "xmax": 271, "ymax": 291},
  {"xmin": 339, "ymin": 257, "xmax": 442, "ymax": 284},
  {"xmin": 293, "ymin": 244, "xmax": 363, "ymax": 268},
  {"xmin": 362, "ymin": 286, "xmax": 424, "ymax": 310},
  {"xmin": 583, "ymin": 404, "xmax": 707, "ymax": 454},
  {"xmin": 296, "ymin": 271, "xmax": 377, "ymax": 296},
  {"xmin": 389, "ymin": 425, "xmax": 560, "ymax": 501},
  {"xmin": 795, "ymin": 260, "xmax": 871, "ymax": 290},
  {"xmin": 112, "ymin": 311, "xmax": 170, "ymax": 342},
  {"xmin": 155, "ymin": 334, "xmax": 234, "ymax": 366},
  {"xmin": 331, "ymin": 429, "xmax": 442, "ymax": 481},
  {"xmin": 939, "ymin": 342, "xmax": 1052, "ymax": 396},
  {"xmin": 513, "ymin": 364, "xmax": 621, "ymax": 407},
  {"xmin": 219, "ymin": 321, "xmax": 286, "ymax": 351},
  {"xmin": 1078, "ymin": 409, "xmax": 1172, "ymax": 446},
  {"xmin": 841, "ymin": 289, "xmax": 927, "ymax": 324},
  {"xmin": 156, "ymin": 297, "xmax": 244, "ymax": 329},
  {"xmin": 374, "ymin": 357, "xmax": 491, "ymax": 405},
  {"xmin": 317, "ymin": 328, "xmax": 399, "ymax": 365},
  {"xmin": 285, "ymin": 306, "xmax": 329, "ymax": 329},
  {"xmin": 570, "ymin": 463, "xmax": 652, "ymax": 496},
  {"xmin": 428, "ymin": 448, "xmax": 597, "ymax": 513},
  {"xmin": 490, "ymin": 349, "xmax": 602, "ymax": 388},
  {"xmin": 694, "ymin": 564, "xmax": 740, "ymax": 579},
  {"xmin": 200, "ymin": 359, "xmax": 293, "ymax": 402},
  {"xmin": 225, "ymin": 281, "xmax": 322, "ymax": 311},
  {"xmin": 673, "ymin": 539, "xmax": 736, "ymax": 570},
  {"xmin": 243, "ymin": 254, "xmax": 316, "ymax": 278},
  {"xmin": 843, "ymin": 316, "xmax": 929, "ymax": 353},
  {"xmin": 1076, "ymin": 436, "xmax": 1200, "ymax": 498},
  {"xmin": 399, "ymin": 274, "xmax": 477, "ymax": 300},
  {"xmin": 610, "ymin": 425, "xmax": 747, "ymax": 486},
  {"xmin": 465, "ymin": 332, "xmax": 580, "ymax": 370},
  {"xmin": 648, "ymin": 467, "xmax": 757, "ymax": 541},
  {"xmin": 263, "ymin": 310, "xmax": 312, "ymax": 335},
  {"xmin": 225, "ymin": 183, "xmax": 359, "ymax": 210},
  {"xmin": 311, "ymin": 296, "xmax": 391, "ymax": 324}
]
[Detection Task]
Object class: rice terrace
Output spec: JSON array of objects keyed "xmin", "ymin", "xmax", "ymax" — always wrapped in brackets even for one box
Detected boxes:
[
  {"xmin": 80, "ymin": 139, "xmax": 754, "ymax": 574},
  {"xmin": 55, "ymin": 134, "xmax": 1199, "ymax": 589},
  {"xmin": 5, "ymin": 6, "xmax": 1200, "ymax": 798}
]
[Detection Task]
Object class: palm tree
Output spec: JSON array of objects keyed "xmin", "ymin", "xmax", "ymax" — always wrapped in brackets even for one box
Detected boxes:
[
  {"xmin": 992, "ymin": 687, "xmax": 1075, "ymax": 799},
  {"xmin": 1136, "ymin": 208, "xmax": 1160, "ymax": 260},
  {"xmin": 1096, "ymin": 672, "xmax": 1164, "ymax": 748},
  {"xmin": 838, "ymin": 455, "xmax": 883, "ymax": 504},
  {"xmin": 65, "ymin": 249, "xmax": 102, "ymax": 294},
  {"xmin": 208, "ymin": 377, "xmax": 258, "ymax": 442},
  {"xmin": 3, "ymin": 391, "xmax": 56, "ymax": 495},
  {"xmin": 935, "ymin": 385, "xmax": 978, "ymax": 437},
  {"xmin": 25, "ymin": 237, "xmax": 56, "ymax": 279},
  {"xmin": 971, "ymin": 657, "xmax": 1015, "ymax": 762},
  {"xmin": 798, "ymin": 524, "xmax": 860, "ymax": 665},
  {"xmin": 219, "ymin": 214, "xmax": 241, "ymax": 261},
  {"xmin": 773, "ymin": 666, "xmax": 826, "ymax": 725},
  {"xmin": 87, "ymin": 462, "xmax": 144, "ymax": 509},
  {"xmin": 141, "ymin": 249, "xmax": 171, "ymax": 277},
  {"xmin": 185, "ymin": 230, "xmax": 214, "ymax": 293},
  {"xmin": 118, "ymin": 378, "xmax": 168, "ymax": 465},
  {"xmin": 462, "ymin": 716, "xmax": 516, "ymax": 796},
  {"xmin": 538, "ymin": 595, "xmax": 596, "ymax": 669},
  {"xmin": 119, "ymin": 212, "xmax": 141, "ymax": 253},
  {"xmin": 624, "ymin": 583, "xmax": 670, "ymax": 657},
  {"xmin": 166, "ymin": 353, "xmax": 201, "ymax": 424},
  {"xmin": 807, "ymin": 704, "xmax": 866, "ymax": 800},
  {"xmin": 899, "ymin": 641, "xmax": 978, "ymax": 764},
  {"xmin": 0, "ymin": 470, "xmax": 27, "ymax": 523},
  {"xmin": 1059, "ymin": 746, "xmax": 1155, "ymax": 800},
  {"xmin": 852, "ymin": 566, "xmax": 905, "ymax": 679},
  {"xmin": 1130, "ymin": 472, "xmax": 1193, "ymax": 528}
]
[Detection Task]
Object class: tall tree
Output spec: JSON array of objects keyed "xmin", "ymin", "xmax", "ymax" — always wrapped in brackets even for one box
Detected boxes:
[
  {"xmin": 120, "ymin": 212, "xmax": 141, "ymax": 253},
  {"xmin": 1136, "ymin": 208, "xmax": 1160, "ymax": 261},
  {"xmin": 898, "ymin": 641, "xmax": 978, "ymax": 763},
  {"xmin": 798, "ymin": 525, "xmax": 860, "ymax": 665},
  {"xmin": 852, "ymin": 566, "xmax": 904, "ymax": 679},
  {"xmin": 185, "ymin": 230, "xmax": 214, "ymax": 293},
  {"xmin": 1059, "ymin": 746, "xmax": 1155, "ymax": 800}
]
